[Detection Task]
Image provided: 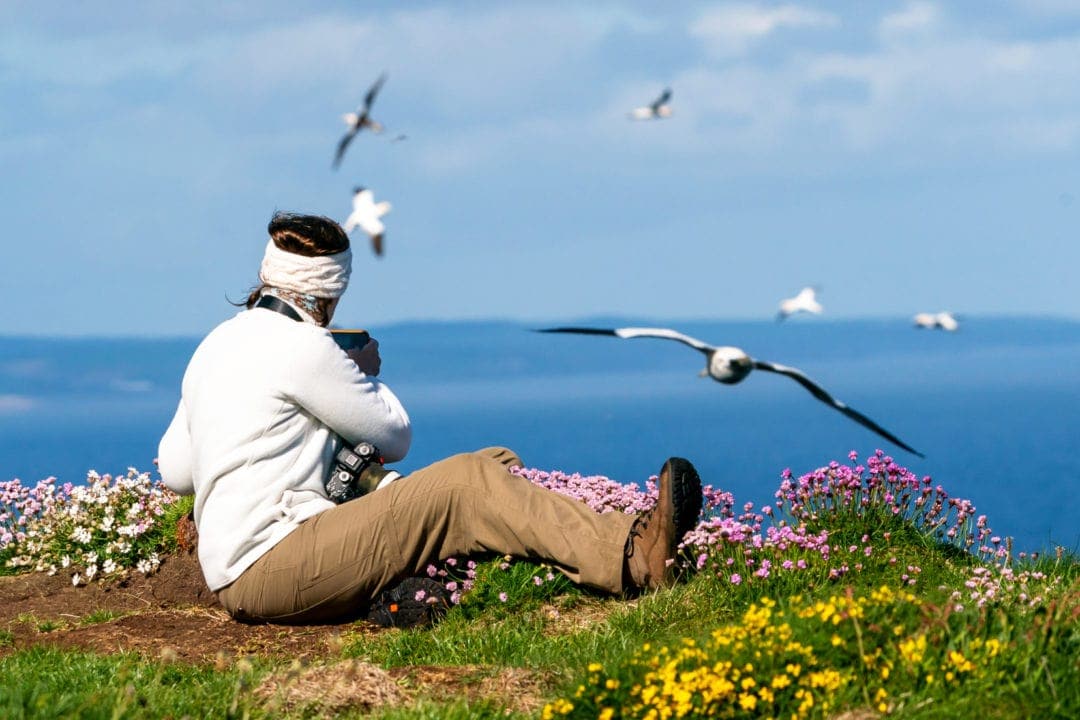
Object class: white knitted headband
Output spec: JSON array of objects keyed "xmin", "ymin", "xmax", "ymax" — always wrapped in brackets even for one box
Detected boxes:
[{"xmin": 258, "ymin": 239, "xmax": 353, "ymax": 299}]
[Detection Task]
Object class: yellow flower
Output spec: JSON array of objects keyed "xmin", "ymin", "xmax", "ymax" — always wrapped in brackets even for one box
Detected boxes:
[
  {"xmin": 771, "ymin": 674, "xmax": 791, "ymax": 689},
  {"xmin": 947, "ymin": 650, "xmax": 975, "ymax": 674},
  {"xmin": 541, "ymin": 698, "xmax": 574, "ymax": 719},
  {"xmin": 899, "ymin": 634, "xmax": 927, "ymax": 664},
  {"xmin": 588, "ymin": 662, "xmax": 604, "ymax": 673},
  {"xmin": 599, "ymin": 709, "xmax": 614, "ymax": 720},
  {"xmin": 738, "ymin": 692, "xmax": 758, "ymax": 710},
  {"xmin": 880, "ymin": 666, "xmax": 890, "ymax": 680},
  {"xmin": 806, "ymin": 669, "xmax": 843, "ymax": 691},
  {"xmin": 831, "ymin": 634, "xmax": 843, "ymax": 647},
  {"xmin": 605, "ymin": 678, "xmax": 620, "ymax": 690}
]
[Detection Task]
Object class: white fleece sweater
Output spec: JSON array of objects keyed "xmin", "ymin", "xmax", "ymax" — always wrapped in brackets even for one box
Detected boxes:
[{"xmin": 157, "ymin": 306, "xmax": 412, "ymax": 591}]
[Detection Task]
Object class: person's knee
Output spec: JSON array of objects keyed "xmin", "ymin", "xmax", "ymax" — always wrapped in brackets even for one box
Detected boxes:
[
  {"xmin": 408, "ymin": 450, "xmax": 523, "ymax": 498},
  {"xmin": 474, "ymin": 446, "xmax": 523, "ymax": 468}
]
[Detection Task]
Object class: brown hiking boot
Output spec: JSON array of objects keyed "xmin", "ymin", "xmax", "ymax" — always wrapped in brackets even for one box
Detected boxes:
[{"xmin": 624, "ymin": 457, "xmax": 703, "ymax": 590}]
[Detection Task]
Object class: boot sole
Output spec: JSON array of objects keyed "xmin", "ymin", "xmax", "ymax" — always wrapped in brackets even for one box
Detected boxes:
[{"xmin": 664, "ymin": 457, "xmax": 703, "ymax": 541}]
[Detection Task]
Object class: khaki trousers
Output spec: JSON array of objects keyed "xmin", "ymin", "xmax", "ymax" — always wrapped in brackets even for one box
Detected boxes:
[{"xmin": 217, "ymin": 447, "xmax": 636, "ymax": 624}]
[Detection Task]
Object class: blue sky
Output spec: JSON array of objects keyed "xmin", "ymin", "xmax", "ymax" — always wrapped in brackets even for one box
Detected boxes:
[{"xmin": 4, "ymin": 1, "xmax": 1080, "ymax": 336}]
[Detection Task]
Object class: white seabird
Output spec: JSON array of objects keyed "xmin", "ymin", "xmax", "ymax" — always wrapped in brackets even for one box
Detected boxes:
[
  {"xmin": 628, "ymin": 88, "xmax": 673, "ymax": 120},
  {"xmin": 344, "ymin": 187, "xmax": 392, "ymax": 257},
  {"xmin": 913, "ymin": 312, "xmax": 959, "ymax": 331},
  {"xmin": 333, "ymin": 73, "xmax": 388, "ymax": 170},
  {"xmin": 777, "ymin": 286, "xmax": 823, "ymax": 321},
  {"xmin": 539, "ymin": 326, "xmax": 924, "ymax": 457}
]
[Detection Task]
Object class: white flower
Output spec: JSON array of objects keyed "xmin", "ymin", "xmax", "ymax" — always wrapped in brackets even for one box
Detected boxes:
[
  {"xmin": 71, "ymin": 526, "xmax": 92, "ymax": 544},
  {"xmin": 102, "ymin": 558, "xmax": 118, "ymax": 575},
  {"xmin": 72, "ymin": 573, "xmax": 81, "ymax": 586},
  {"xmin": 85, "ymin": 563, "xmax": 98, "ymax": 580}
]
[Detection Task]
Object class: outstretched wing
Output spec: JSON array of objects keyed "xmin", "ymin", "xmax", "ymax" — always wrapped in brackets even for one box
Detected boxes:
[
  {"xmin": 364, "ymin": 73, "xmax": 388, "ymax": 111},
  {"xmin": 333, "ymin": 130, "xmax": 357, "ymax": 169},
  {"xmin": 538, "ymin": 326, "xmax": 714, "ymax": 354},
  {"xmin": 651, "ymin": 87, "xmax": 672, "ymax": 110},
  {"xmin": 753, "ymin": 360, "xmax": 924, "ymax": 457}
]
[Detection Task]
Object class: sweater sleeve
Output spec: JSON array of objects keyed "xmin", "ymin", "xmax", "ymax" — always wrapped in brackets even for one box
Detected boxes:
[
  {"xmin": 284, "ymin": 333, "xmax": 413, "ymax": 462},
  {"xmin": 158, "ymin": 400, "xmax": 195, "ymax": 495}
]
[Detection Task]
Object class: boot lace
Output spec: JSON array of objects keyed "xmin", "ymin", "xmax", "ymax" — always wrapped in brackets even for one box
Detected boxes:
[{"xmin": 624, "ymin": 509, "xmax": 655, "ymax": 557}]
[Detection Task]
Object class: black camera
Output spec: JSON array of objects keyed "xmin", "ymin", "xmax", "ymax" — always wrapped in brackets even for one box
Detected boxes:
[{"xmin": 325, "ymin": 440, "xmax": 383, "ymax": 503}]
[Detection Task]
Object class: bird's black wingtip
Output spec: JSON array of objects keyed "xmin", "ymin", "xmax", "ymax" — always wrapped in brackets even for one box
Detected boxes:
[{"xmin": 535, "ymin": 327, "xmax": 618, "ymax": 336}]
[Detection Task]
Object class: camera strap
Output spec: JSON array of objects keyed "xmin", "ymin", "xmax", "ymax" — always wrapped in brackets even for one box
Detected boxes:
[{"xmin": 255, "ymin": 294, "xmax": 303, "ymax": 322}]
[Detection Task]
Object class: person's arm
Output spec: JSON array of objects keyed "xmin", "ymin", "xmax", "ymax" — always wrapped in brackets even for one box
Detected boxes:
[
  {"xmin": 158, "ymin": 400, "xmax": 196, "ymax": 495},
  {"xmin": 285, "ymin": 334, "xmax": 412, "ymax": 461}
]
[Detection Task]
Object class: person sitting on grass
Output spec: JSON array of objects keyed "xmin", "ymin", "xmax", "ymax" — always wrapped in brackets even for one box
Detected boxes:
[{"xmin": 157, "ymin": 211, "xmax": 704, "ymax": 624}]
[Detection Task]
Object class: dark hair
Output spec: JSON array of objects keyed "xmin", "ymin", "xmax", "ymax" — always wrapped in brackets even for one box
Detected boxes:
[
  {"xmin": 266, "ymin": 212, "xmax": 350, "ymax": 257},
  {"xmin": 237, "ymin": 212, "xmax": 351, "ymax": 325}
]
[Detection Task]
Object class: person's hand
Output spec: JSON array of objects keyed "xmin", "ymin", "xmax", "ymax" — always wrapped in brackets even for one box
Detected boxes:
[{"xmin": 347, "ymin": 337, "xmax": 381, "ymax": 377}]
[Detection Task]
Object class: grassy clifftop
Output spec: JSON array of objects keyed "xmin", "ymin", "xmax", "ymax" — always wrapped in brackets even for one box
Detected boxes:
[{"xmin": 1, "ymin": 454, "xmax": 1077, "ymax": 718}]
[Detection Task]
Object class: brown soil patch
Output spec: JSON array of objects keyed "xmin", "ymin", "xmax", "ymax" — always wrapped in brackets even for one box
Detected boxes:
[{"xmin": 0, "ymin": 548, "xmax": 366, "ymax": 663}]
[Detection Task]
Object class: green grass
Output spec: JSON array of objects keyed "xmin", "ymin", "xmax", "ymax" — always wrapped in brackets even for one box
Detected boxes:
[
  {"xmin": 2, "ymin": 493, "xmax": 1077, "ymax": 718},
  {"xmin": 2, "ymin": 547, "xmax": 1076, "ymax": 718},
  {"xmin": 0, "ymin": 647, "xmax": 257, "ymax": 719}
]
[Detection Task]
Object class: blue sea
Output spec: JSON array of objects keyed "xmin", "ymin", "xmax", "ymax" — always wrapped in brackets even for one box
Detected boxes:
[{"xmin": 2, "ymin": 317, "xmax": 1078, "ymax": 554}]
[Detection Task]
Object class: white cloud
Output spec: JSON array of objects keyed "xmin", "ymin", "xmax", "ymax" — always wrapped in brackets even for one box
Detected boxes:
[
  {"xmin": 0, "ymin": 5, "xmax": 658, "ymax": 180},
  {"xmin": 690, "ymin": 3, "xmax": 839, "ymax": 57},
  {"xmin": 5, "ymin": 2, "xmax": 1080, "ymax": 186},
  {"xmin": 879, "ymin": 1, "xmax": 942, "ymax": 44},
  {"xmin": 800, "ymin": 32, "xmax": 1080, "ymax": 151}
]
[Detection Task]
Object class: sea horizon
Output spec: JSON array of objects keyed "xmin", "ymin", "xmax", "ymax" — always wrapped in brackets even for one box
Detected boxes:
[{"xmin": 2, "ymin": 312, "xmax": 1077, "ymax": 341}]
